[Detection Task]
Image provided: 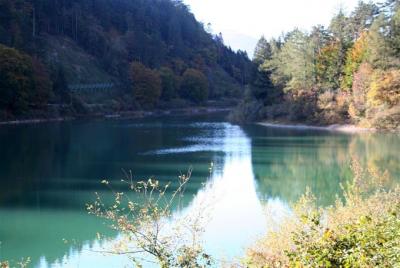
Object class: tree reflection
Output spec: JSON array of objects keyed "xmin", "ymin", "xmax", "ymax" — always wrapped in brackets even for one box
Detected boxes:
[{"xmin": 246, "ymin": 125, "xmax": 400, "ymax": 205}]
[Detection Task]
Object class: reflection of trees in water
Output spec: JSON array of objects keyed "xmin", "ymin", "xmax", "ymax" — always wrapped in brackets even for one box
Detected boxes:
[
  {"xmin": 0, "ymin": 123, "xmax": 72, "ymax": 207},
  {"xmin": 0, "ymin": 119, "xmax": 215, "ymax": 209},
  {"xmin": 252, "ymin": 138, "xmax": 351, "ymax": 205},
  {"xmin": 0, "ymin": 210, "xmax": 114, "ymax": 266},
  {"xmin": 246, "ymin": 126, "xmax": 400, "ymax": 205},
  {"xmin": 348, "ymin": 133, "xmax": 400, "ymax": 192},
  {"xmin": 349, "ymin": 133, "xmax": 400, "ymax": 179}
]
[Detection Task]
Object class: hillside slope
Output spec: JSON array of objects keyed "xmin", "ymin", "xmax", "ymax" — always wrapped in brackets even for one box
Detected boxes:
[{"xmin": 0, "ymin": 0, "xmax": 255, "ymax": 119}]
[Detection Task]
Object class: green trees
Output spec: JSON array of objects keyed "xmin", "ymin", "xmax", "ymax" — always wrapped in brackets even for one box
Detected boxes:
[
  {"xmin": 253, "ymin": 36, "xmax": 271, "ymax": 66},
  {"xmin": 0, "ymin": 0, "xmax": 255, "ymax": 118},
  {"xmin": 130, "ymin": 62, "xmax": 162, "ymax": 109},
  {"xmin": 348, "ymin": 1, "xmax": 379, "ymax": 40},
  {"xmin": 367, "ymin": 14, "xmax": 393, "ymax": 69},
  {"xmin": 179, "ymin": 69, "xmax": 209, "ymax": 103},
  {"xmin": 130, "ymin": 64, "xmax": 211, "ymax": 107},
  {"xmin": 159, "ymin": 67, "xmax": 179, "ymax": 101},
  {"xmin": 31, "ymin": 56, "xmax": 52, "ymax": 105},
  {"xmin": 0, "ymin": 44, "xmax": 51, "ymax": 116},
  {"xmin": 0, "ymin": 44, "xmax": 33, "ymax": 113},
  {"xmin": 52, "ymin": 66, "xmax": 69, "ymax": 104},
  {"xmin": 316, "ymin": 42, "xmax": 342, "ymax": 90},
  {"xmin": 279, "ymin": 30, "xmax": 316, "ymax": 92},
  {"xmin": 241, "ymin": 1, "xmax": 400, "ymax": 129}
]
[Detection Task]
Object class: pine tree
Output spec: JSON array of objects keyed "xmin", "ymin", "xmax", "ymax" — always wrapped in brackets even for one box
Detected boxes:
[{"xmin": 253, "ymin": 36, "xmax": 271, "ymax": 65}]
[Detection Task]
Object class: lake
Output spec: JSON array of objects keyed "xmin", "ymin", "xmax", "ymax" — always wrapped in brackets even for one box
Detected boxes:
[{"xmin": 0, "ymin": 113, "xmax": 399, "ymax": 267}]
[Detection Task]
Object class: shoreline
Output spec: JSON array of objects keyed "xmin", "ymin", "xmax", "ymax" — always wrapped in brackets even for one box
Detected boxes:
[
  {"xmin": 0, "ymin": 107, "xmax": 231, "ymax": 126},
  {"xmin": 257, "ymin": 122, "xmax": 376, "ymax": 134},
  {"xmin": 0, "ymin": 117, "xmax": 74, "ymax": 126}
]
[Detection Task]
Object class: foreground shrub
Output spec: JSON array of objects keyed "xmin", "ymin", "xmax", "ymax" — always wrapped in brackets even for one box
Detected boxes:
[
  {"xmin": 246, "ymin": 161, "xmax": 400, "ymax": 268},
  {"xmin": 87, "ymin": 171, "xmax": 212, "ymax": 268},
  {"xmin": 0, "ymin": 258, "xmax": 30, "ymax": 268}
]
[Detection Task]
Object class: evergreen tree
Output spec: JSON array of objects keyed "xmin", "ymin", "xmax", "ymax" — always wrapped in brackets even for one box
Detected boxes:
[
  {"xmin": 367, "ymin": 14, "xmax": 392, "ymax": 69},
  {"xmin": 253, "ymin": 36, "xmax": 271, "ymax": 65},
  {"xmin": 349, "ymin": 1, "xmax": 379, "ymax": 40},
  {"xmin": 279, "ymin": 29, "xmax": 315, "ymax": 92},
  {"xmin": 0, "ymin": 44, "xmax": 33, "ymax": 114}
]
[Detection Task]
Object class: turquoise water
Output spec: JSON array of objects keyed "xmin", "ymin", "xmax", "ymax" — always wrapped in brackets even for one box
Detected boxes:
[{"xmin": 0, "ymin": 114, "xmax": 399, "ymax": 267}]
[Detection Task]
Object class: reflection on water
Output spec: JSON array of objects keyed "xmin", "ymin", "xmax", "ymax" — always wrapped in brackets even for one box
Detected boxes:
[
  {"xmin": 0, "ymin": 115, "xmax": 399, "ymax": 267},
  {"xmin": 183, "ymin": 124, "xmax": 267, "ymax": 260},
  {"xmin": 247, "ymin": 127, "xmax": 400, "ymax": 205}
]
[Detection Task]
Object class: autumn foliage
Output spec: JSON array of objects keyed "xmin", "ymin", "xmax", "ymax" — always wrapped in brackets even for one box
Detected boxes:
[
  {"xmin": 130, "ymin": 62, "xmax": 162, "ymax": 109},
  {"xmin": 243, "ymin": 1, "xmax": 400, "ymax": 130},
  {"xmin": 368, "ymin": 69, "xmax": 400, "ymax": 107}
]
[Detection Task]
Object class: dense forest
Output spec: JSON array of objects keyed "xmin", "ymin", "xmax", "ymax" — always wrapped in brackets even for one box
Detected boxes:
[
  {"xmin": 0, "ymin": 0, "xmax": 254, "ymax": 120},
  {"xmin": 232, "ymin": 0, "xmax": 400, "ymax": 130},
  {"xmin": 1, "ymin": 0, "xmax": 399, "ymax": 130}
]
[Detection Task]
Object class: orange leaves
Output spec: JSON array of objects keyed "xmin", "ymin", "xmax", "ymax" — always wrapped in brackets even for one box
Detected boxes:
[
  {"xmin": 368, "ymin": 69, "xmax": 400, "ymax": 107},
  {"xmin": 342, "ymin": 31, "xmax": 369, "ymax": 90}
]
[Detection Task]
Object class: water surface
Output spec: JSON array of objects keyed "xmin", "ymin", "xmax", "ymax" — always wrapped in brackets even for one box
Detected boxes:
[{"xmin": 0, "ymin": 114, "xmax": 399, "ymax": 266}]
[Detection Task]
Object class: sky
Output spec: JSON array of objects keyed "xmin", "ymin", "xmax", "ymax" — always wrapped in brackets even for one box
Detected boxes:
[{"xmin": 183, "ymin": 0, "xmax": 376, "ymax": 57}]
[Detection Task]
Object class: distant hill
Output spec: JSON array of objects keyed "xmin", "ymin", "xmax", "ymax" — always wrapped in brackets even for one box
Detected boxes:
[{"xmin": 0, "ymin": 0, "xmax": 255, "ymax": 119}]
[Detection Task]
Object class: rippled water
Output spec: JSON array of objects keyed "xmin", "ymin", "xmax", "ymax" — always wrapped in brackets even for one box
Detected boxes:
[{"xmin": 0, "ymin": 114, "xmax": 399, "ymax": 267}]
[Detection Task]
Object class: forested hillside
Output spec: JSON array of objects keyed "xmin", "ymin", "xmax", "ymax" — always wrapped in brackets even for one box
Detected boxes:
[
  {"xmin": 0, "ymin": 0, "xmax": 254, "ymax": 119},
  {"xmin": 232, "ymin": 0, "xmax": 400, "ymax": 130}
]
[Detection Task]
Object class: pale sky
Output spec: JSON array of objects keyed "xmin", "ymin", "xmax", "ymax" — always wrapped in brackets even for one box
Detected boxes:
[{"xmin": 184, "ymin": 0, "xmax": 377, "ymax": 57}]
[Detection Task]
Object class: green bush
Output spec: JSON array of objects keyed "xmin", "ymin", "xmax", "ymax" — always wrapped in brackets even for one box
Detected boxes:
[
  {"xmin": 179, "ymin": 69, "xmax": 209, "ymax": 104},
  {"xmin": 246, "ymin": 161, "xmax": 400, "ymax": 268},
  {"xmin": 287, "ymin": 208, "xmax": 400, "ymax": 268},
  {"xmin": 159, "ymin": 67, "xmax": 179, "ymax": 101}
]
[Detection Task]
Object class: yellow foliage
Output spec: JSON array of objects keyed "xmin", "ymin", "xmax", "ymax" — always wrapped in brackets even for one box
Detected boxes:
[
  {"xmin": 368, "ymin": 69, "xmax": 400, "ymax": 107},
  {"xmin": 342, "ymin": 32, "xmax": 369, "ymax": 90}
]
